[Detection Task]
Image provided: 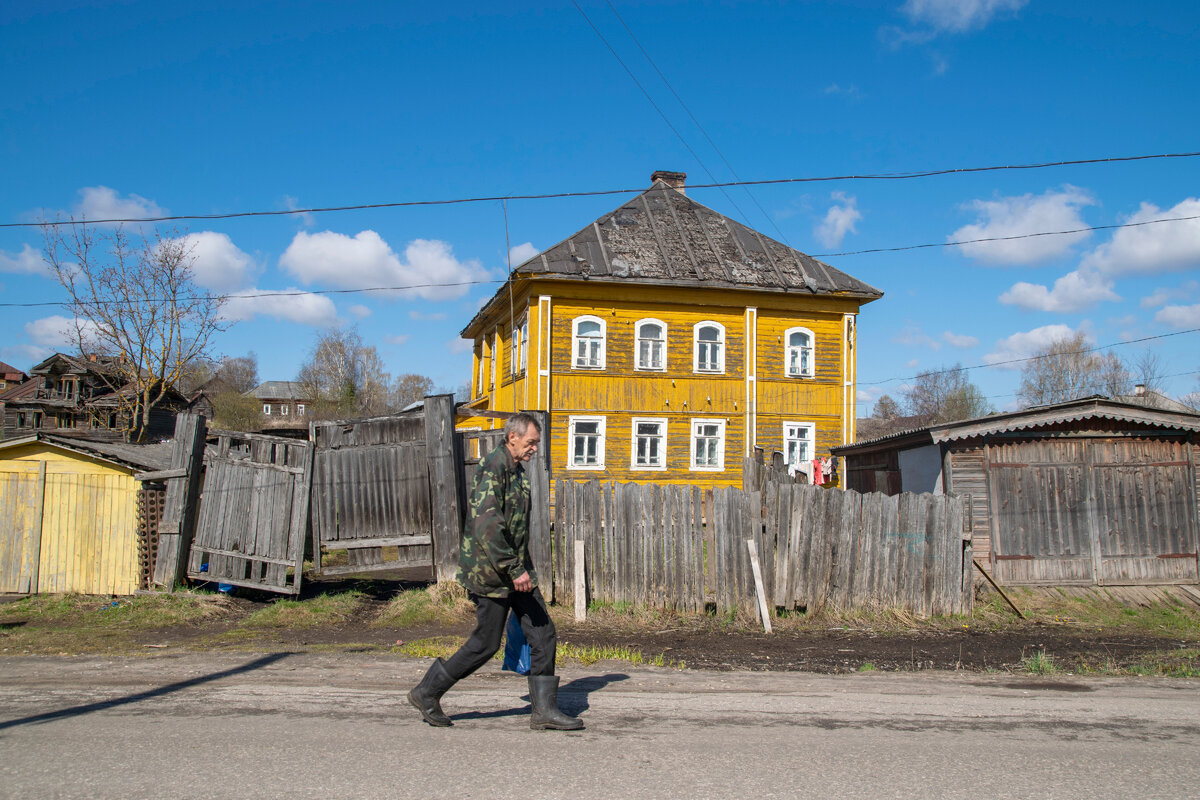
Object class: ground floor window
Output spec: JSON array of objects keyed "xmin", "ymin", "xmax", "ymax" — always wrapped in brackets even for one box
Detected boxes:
[
  {"xmin": 784, "ymin": 421, "xmax": 816, "ymax": 472},
  {"xmin": 631, "ymin": 417, "xmax": 667, "ymax": 470},
  {"xmin": 568, "ymin": 416, "xmax": 606, "ymax": 470},
  {"xmin": 690, "ymin": 418, "xmax": 726, "ymax": 471}
]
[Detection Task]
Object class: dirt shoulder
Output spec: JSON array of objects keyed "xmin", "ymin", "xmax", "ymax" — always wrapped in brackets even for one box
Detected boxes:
[{"xmin": 2, "ymin": 583, "xmax": 1198, "ymax": 676}]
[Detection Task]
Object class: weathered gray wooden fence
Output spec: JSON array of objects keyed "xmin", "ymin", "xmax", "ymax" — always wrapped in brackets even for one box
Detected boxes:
[
  {"xmin": 185, "ymin": 431, "xmax": 314, "ymax": 594},
  {"xmin": 553, "ymin": 480, "xmax": 972, "ymax": 617}
]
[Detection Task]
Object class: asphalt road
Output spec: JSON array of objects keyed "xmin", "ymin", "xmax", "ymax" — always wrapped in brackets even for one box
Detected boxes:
[{"xmin": 0, "ymin": 653, "xmax": 1197, "ymax": 799}]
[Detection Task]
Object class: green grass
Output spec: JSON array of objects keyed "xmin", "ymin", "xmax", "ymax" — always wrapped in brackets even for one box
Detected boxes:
[
  {"xmin": 241, "ymin": 590, "xmax": 364, "ymax": 628},
  {"xmin": 858, "ymin": 662, "xmax": 876, "ymax": 672},
  {"xmin": 1020, "ymin": 648, "xmax": 1060, "ymax": 675},
  {"xmin": 374, "ymin": 583, "xmax": 473, "ymax": 627}
]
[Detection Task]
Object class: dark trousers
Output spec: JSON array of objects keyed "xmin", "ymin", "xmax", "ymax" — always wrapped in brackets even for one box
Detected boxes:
[{"xmin": 443, "ymin": 588, "xmax": 557, "ymax": 679}]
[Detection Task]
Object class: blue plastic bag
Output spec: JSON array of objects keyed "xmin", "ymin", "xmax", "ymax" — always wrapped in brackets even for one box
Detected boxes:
[{"xmin": 502, "ymin": 611, "xmax": 532, "ymax": 675}]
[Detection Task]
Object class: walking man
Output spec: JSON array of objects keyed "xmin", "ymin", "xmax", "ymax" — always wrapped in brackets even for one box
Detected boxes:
[{"xmin": 408, "ymin": 412, "xmax": 583, "ymax": 730}]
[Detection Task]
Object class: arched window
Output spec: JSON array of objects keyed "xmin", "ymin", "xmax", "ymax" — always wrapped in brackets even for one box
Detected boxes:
[
  {"xmin": 572, "ymin": 316, "xmax": 606, "ymax": 369},
  {"xmin": 635, "ymin": 318, "xmax": 667, "ymax": 371},
  {"xmin": 785, "ymin": 327, "xmax": 815, "ymax": 377},
  {"xmin": 693, "ymin": 321, "xmax": 724, "ymax": 373}
]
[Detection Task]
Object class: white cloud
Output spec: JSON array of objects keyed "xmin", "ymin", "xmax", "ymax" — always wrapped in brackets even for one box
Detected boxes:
[
  {"xmin": 823, "ymin": 83, "xmax": 863, "ymax": 99},
  {"xmin": 901, "ymin": 0, "xmax": 1028, "ymax": 34},
  {"xmin": 384, "ymin": 334, "xmax": 410, "ymax": 346},
  {"xmin": 0, "ymin": 244, "xmax": 48, "ymax": 276},
  {"xmin": 507, "ymin": 242, "xmax": 539, "ymax": 268},
  {"xmin": 942, "ymin": 331, "xmax": 979, "ymax": 348},
  {"xmin": 280, "ymin": 231, "xmax": 489, "ymax": 302},
  {"xmin": 447, "ymin": 338, "xmax": 473, "ymax": 354},
  {"xmin": 348, "ymin": 304, "xmax": 372, "ymax": 319},
  {"xmin": 1, "ymin": 344, "xmax": 52, "ymax": 367},
  {"xmin": 904, "ymin": 360, "xmax": 919, "ymax": 368},
  {"xmin": 814, "ymin": 192, "xmax": 862, "ymax": 248},
  {"xmin": 856, "ymin": 386, "xmax": 883, "ymax": 404},
  {"xmin": 25, "ymin": 315, "xmax": 99, "ymax": 349},
  {"xmin": 999, "ymin": 268, "xmax": 1120, "ymax": 312},
  {"xmin": 1140, "ymin": 280, "xmax": 1199, "ymax": 309},
  {"xmin": 410, "ymin": 310, "xmax": 446, "ymax": 321},
  {"xmin": 984, "ymin": 323, "xmax": 1081, "ymax": 369},
  {"xmin": 74, "ymin": 186, "xmax": 165, "ymax": 226},
  {"xmin": 892, "ymin": 324, "xmax": 940, "ymax": 350},
  {"xmin": 282, "ymin": 195, "xmax": 315, "ymax": 227},
  {"xmin": 167, "ymin": 231, "xmax": 257, "ymax": 292},
  {"xmin": 1154, "ymin": 304, "xmax": 1200, "ymax": 330},
  {"xmin": 1080, "ymin": 198, "xmax": 1200, "ymax": 276},
  {"xmin": 951, "ymin": 187, "xmax": 1095, "ymax": 265},
  {"xmin": 222, "ymin": 288, "xmax": 338, "ymax": 326}
]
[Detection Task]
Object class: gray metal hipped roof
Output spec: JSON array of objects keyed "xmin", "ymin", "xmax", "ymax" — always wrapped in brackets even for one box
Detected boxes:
[
  {"xmin": 833, "ymin": 396, "xmax": 1200, "ymax": 455},
  {"xmin": 464, "ymin": 178, "xmax": 882, "ymax": 334}
]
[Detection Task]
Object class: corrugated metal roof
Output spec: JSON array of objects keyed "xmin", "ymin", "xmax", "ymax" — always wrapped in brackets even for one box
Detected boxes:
[{"xmin": 834, "ymin": 396, "xmax": 1200, "ymax": 455}]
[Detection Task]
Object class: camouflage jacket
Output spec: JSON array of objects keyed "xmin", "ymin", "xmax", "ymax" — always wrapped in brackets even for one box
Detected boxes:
[{"xmin": 458, "ymin": 443, "xmax": 536, "ymax": 597}]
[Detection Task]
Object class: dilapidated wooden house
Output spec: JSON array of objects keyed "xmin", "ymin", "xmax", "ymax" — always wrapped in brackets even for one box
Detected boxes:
[{"xmin": 831, "ymin": 397, "xmax": 1200, "ymax": 587}]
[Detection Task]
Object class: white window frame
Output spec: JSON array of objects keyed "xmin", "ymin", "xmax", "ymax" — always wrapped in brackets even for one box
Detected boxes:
[
  {"xmin": 784, "ymin": 326, "xmax": 815, "ymax": 378},
  {"xmin": 518, "ymin": 317, "xmax": 529, "ymax": 375},
  {"xmin": 490, "ymin": 328, "xmax": 499, "ymax": 388},
  {"xmin": 572, "ymin": 315, "xmax": 607, "ymax": 370},
  {"xmin": 475, "ymin": 339, "xmax": 486, "ymax": 397},
  {"xmin": 630, "ymin": 417, "xmax": 668, "ymax": 471},
  {"xmin": 297, "ymin": 404, "xmax": 306, "ymax": 415},
  {"xmin": 783, "ymin": 421, "xmax": 816, "ymax": 472},
  {"xmin": 280, "ymin": 404, "xmax": 290, "ymax": 416},
  {"xmin": 634, "ymin": 318, "xmax": 667, "ymax": 372},
  {"xmin": 689, "ymin": 418, "xmax": 726, "ymax": 472},
  {"xmin": 262, "ymin": 403, "xmax": 271, "ymax": 415},
  {"xmin": 567, "ymin": 415, "xmax": 606, "ymax": 470},
  {"xmin": 693, "ymin": 321, "xmax": 725, "ymax": 374}
]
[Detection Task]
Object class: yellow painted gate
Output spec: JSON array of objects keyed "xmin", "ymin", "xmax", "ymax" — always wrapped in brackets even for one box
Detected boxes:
[{"xmin": 0, "ymin": 449, "xmax": 140, "ymax": 595}]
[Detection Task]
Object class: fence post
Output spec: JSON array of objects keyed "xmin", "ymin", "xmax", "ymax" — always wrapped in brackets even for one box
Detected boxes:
[
  {"xmin": 152, "ymin": 413, "xmax": 207, "ymax": 590},
  {"xmin": 424, "ymin": 394, "xmax": 464, "ymax": 583},
  {"xmin": 525, "ymin": 410, "xmax": 553, "ymax": 593}
]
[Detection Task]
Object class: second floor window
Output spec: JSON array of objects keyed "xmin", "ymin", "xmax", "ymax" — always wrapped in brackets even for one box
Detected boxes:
[
  {"xmin": 573, "ymin": 316, "xmax": 606, "ymax": 369},
  {"xmin": 694, "ymin": 322, "xmax": 724, "ymax": 373},
  {"xmin": 786, "ymin": 327, "xmax": 815, "ymax": 377},
  {"xmin": 636, "ymin": 319, "xmax": 666, "ymax": 371}
]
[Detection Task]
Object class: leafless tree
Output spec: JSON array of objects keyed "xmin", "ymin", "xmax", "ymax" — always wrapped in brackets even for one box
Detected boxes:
[
  {"xmin": 1017, "ymin": 332, "xmax": 1131, "ymax": 407},
  {"xmin": 391, "ymin": 373, "xmax": 434, "ymax": 410},
  {"xmin": 214, "ymin": 353, "xmax": 259, "ymax": 394},
  {"xmin": 1130, "ymin": 348, "xmax": 1165, "ymax": 393},
  {"xmin": 297, "ymin": 327, "xmax": 391, "ymax": 418},
  {"xmin": 42, "ymin": 221, "xmax": 227, "ymax": 440},
  {"xmin": 902, "ymin": 363, "xmax": 991, "ymax": 424}
]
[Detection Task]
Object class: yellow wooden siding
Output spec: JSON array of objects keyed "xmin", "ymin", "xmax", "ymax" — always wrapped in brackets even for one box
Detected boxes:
[
  {"xmin": 0, "ymin": 446, "xmax": 140, "ymax": 595},
  {"xmin": 0, "ymin": 464, "xmax": 43, "ymax": 593},
  {"xmin": 460, "ymin": 277, "xmax": 867, "ymax": 485}
]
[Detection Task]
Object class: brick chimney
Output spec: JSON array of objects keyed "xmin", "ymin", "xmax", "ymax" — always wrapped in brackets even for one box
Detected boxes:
[
  {"xmin": 651, "ymin": 170, "xmax": 687, "ymax": 195},
  {"xmin": 1135, "ymin": 383, "xmax": 1146, "ymax": 397}
]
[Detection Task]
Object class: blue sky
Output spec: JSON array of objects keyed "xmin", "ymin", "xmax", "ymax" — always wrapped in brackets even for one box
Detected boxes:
[{"xmin": 2, "ymin": 0, "xmax": 1199, "ymax": 411}]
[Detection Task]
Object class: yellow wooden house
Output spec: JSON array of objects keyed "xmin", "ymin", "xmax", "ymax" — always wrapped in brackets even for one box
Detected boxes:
[{"xmin": 458, "ymin": 171, "xmax": 882, "ymax": 488}]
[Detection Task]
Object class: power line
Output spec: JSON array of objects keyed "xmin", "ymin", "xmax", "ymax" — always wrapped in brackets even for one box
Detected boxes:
[
  {"xmin": 7, "ymin": 210, "xmax": 1197, "ymax": 310},
  {"xmin": 815, "ymin": 213, "xmax": 1200, "ymax": 258},
  {"xmin": 601, "ymin": 0, "xmax": 788, "ymax": 244},
  {"xmin": 569, "ymin": 0, "xmax": 756, "ymax": 228},
  {"xmin": 4, "ymin": 150, "xmax": 1196, "ymax": 229},
  {"xmin": 859, "ymin": 327, "xmax": 1200, "ymax": 386}
]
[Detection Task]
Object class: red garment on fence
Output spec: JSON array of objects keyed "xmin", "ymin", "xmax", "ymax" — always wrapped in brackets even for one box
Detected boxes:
[{"xmin": 812, "ymin": 458, "xmax": 824, "ymax": 485}]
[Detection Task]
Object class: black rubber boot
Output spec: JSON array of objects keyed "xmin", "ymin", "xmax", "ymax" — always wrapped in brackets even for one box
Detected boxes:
[
  {"xmin": 407, "ymin": 658, "xmax": 456, "ymax": 727},
  {"xmin": 528, "ymin": 675, "xmax": 584, "ymax": 731}
]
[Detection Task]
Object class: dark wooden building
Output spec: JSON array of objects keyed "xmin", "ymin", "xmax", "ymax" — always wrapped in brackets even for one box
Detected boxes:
[
  {"xmin": 831, "ymin": 397, "xmax": 1200, "ymax": 587},
  {"xmin": 0, "ymin": 353, "xmax": 185, "ymax": 442}
]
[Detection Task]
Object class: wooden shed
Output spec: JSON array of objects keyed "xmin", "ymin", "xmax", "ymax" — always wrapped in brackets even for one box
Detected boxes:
[
  {"xmin": 831, "ymin": 398, "xmax": 1200, "ymax": 587},
  {"xmin": 0, "ymin": 433, "xmax": 171, "ymax": 595}
]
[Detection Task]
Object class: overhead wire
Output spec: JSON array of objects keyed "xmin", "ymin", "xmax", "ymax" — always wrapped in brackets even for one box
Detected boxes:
[
  {"xmin": 4, "ymin": 150, "xmax": 1195, "ymax": 229},
  {"xmin": 568, "ymin": 0, "xmax": 756, "ymax": 228}
]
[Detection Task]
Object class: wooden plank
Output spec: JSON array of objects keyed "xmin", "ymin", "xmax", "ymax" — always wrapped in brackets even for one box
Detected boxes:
[
  {"xmin": 330, "ymin": 535, "xmax": 433, "ymax": 550},
  {"xmin": 154, "ymin": 413, "xmax": 207, "ymax": 588},
  {"xmin": 747, "ymin": 537, "xmax": 772, "ymax": 633},
  {"xmin": 425, "ymin": 395, "xmax": 463, "ymax": 583},
  {"xmin": 574, "ymin": 538, "xmax": 586, "ymax": 621}
]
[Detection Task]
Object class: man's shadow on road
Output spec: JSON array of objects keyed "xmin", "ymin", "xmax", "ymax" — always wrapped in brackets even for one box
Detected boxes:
[{"xmin": 451, "ymin": 673, "xmax": 629, "ymax": 721}]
